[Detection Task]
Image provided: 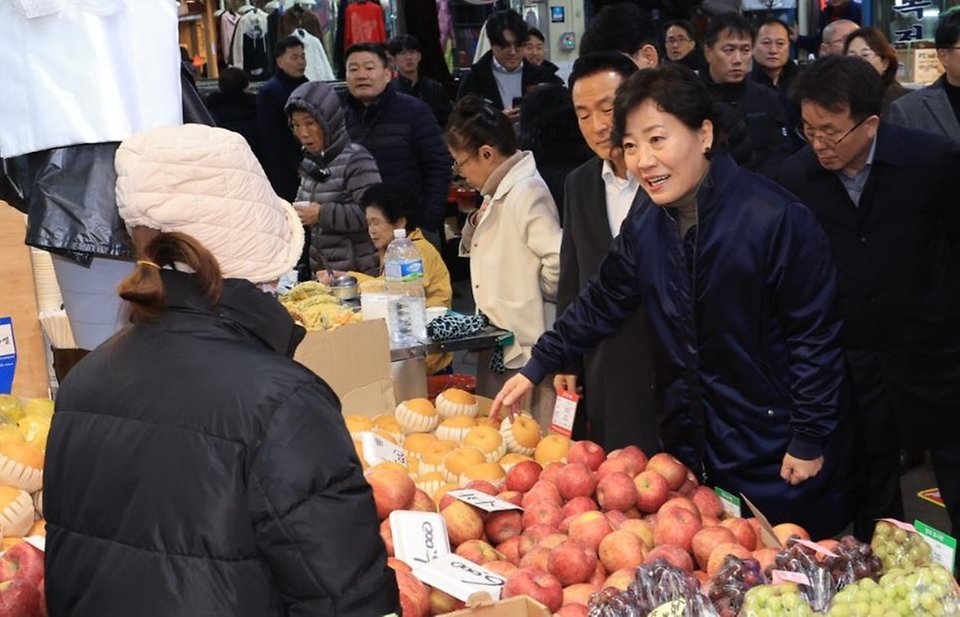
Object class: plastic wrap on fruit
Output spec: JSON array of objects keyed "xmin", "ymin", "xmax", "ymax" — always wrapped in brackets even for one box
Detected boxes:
[
  {"xmin": 707, "ymin": 556, "xmax": 765, "ymax": 616},
  {"xmin": 869, "ymin": 519, "xmax": 933, "ymax": 572},
  {"xmin": 629, "ymin": 559, "xmax": 719, "ymax": 616},
  {"xmin": 766, "ymin": 540, "xmax": 835, "ymax": 612},
  {"xmin": 587, "ymin": 588, "xmax": 643, "ymax": 617},
  {"xmin": 823, "ymin": 535, "xmax": 883, "ymax": 589},
  {"xmin": 826, "ymin": 564, "xmax": 959, "ymax": 615},
  {"xmin": 739, "ymin": 583, "xmax": 816, "ymax": 616}
]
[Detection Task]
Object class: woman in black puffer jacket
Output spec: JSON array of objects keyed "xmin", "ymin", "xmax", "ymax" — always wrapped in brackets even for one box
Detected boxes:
[
  {"xmin": 43, "ymin": 124, "xmax": 399, "ymax": 617},
  {"xmin": 286, "ymin": 81, "xmax": 381, "ymax": 277}
]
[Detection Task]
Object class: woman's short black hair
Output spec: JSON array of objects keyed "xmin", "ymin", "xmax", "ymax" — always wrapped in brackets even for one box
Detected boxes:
[
  {"xmin": 360, "ymin": 183, "xmax": 418, "ymax": 232},
  {"xmin": 612, "ymin": 63, "xmax": 724, "ymax": 152},
  {"xmin": 444, "ymin": 94, "xmax": 518, "ymax": 156},
  {"xmin": 791, "ymin": 55, "xmax": 883, "ymax": 122},
  {"xmin": 218, "ymin": 67, "xmax": 249, "ymax": 95}
]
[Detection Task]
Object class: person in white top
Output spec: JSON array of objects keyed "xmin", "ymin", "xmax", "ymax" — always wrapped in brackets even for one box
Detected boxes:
[
  {"xmin": 448, "ymin": 95, "xmax": 562, "ymax": 429},
  {"xmin": 553, "ymin": 52, "xmax": 661, "ymax": 453}
]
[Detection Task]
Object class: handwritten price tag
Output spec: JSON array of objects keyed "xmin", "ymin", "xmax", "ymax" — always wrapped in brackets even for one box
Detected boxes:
[
  {"xmin": 0, "ymin": 321, "xmax": 14, "ymax": 357},
  {"xmin": 771, "ymin": 570, "xmax": 811, "ymax": 586},
  {"xmin": 550, "ymin": 390, "xmax": 579, "ymax": 437},
  {"xmin": 412, "ymin": 554, "xmax": 505, "ymax": 602},
  {"xmin": 793, "ymin": 539, "xmax": 838, "ymax": 558},
  {"xmin": 449, "ymin": 489, "xmax": 523, "ymax": 512},
  {"xmin": 361, "ymin": 432, "xmax": 407, "ymax": 467},
  {"xmin": 389, "ymin": 511, "xmax": 450, "ymax": 567}
]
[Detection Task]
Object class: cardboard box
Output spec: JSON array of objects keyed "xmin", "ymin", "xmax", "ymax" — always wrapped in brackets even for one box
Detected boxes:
[
  {"xmin": 294, "ymin": 319, "xmax": 396, "ymax": 417},
  {"xmin": 896, "ymin": 44, "xmax": 944, "ymax": 85},
  {"xmin": 440, "ymin": 596, "xmax": 551, "ymax": 617}
]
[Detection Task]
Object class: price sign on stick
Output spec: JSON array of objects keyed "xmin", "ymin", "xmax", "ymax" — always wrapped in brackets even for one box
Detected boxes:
[
  {"xmin": 361, "ymin": 432, "xmax": 406, "ymax": 467},
  {"xmin": 412, "ymin": 554, "xmax": 505, "ymax": 602},
  {"xmin": 0, "ymin": 317, "xmax": 17, "ymax": 395},
  {"xmin": 714, "ymin": 487, "xmax": 742, "ymax": 518},
  {"xmin": 389, "ymin": 511, "xmax": 450, "ymax": 566},
  {"xmin": 449, "ymin": 489, "xmax": 523, "ymax": 512},
  {"xmin": 551, "ymin": 390, "xmax": 579, "ymax": 437},
  {"xmin": 914, "ymin": 520, "xmax": 957, "ymax": 572}
]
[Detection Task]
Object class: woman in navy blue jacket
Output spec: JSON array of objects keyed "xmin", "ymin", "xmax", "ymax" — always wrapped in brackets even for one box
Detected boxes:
[{"xmin": 492, "ymin": 64, "xmax": 855, "ymax": 538}]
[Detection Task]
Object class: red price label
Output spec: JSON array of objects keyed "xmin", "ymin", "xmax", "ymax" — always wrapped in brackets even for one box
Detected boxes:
[{"xmin": 551, "ymin": 390, "xmax": 579, "ymax": 437}]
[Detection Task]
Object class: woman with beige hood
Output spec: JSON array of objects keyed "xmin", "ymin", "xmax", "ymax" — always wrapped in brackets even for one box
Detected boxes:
[{"xmin": 43, "ymin": 125, "xmax": 400, "ymax": 617}]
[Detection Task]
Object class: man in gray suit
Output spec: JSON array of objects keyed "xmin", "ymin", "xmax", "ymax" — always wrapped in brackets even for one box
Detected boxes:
[
  {"xmin": 888, "ymin": 11, "xmax": 960, "ymax": 144},
  {"xmin": 556, "ymin": 52, "xmax": 660, "ymax": 453}
]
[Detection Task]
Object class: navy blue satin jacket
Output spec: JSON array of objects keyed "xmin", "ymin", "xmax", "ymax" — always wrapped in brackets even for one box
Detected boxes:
[{"xmin": 523, "ymin": 154, "xmax": 855, "ymax": 536}]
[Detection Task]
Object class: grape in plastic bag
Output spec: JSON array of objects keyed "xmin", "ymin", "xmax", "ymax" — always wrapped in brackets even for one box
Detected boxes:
[
  {"xmin": 827, "ymin": 564, "xmax": 959, "ymax": 616},
  {"xmin": 870, "ymin": 519, "xmax": 934, "ymax": 573},
  {"xmin": 707, "ymin": 555, "xmax": 765, "ymax": 616},
  {"xmin": 739, "ymin": 583, "xmax": 816, "ymax": 616}
]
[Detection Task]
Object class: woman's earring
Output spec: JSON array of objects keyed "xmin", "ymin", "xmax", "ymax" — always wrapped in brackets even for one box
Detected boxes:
[
  {"xmin": 483, "ymin": 151, "xmax": 491, "ymax": 159},
  {"xmin": 703, "ymin": 145, "xmax": 712, "ymax": 155}
]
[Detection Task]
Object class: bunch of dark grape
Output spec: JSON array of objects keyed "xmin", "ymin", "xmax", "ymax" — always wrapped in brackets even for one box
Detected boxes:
[
  {"xmin": 824, "ymin": 535, "xmax": 884, "ymax": 588},
  {"xmin": 706, "ymin": 555, "xmax": 765, "ymax": 617},
  {"xmin": 767, "ymin": 540, "xmax": 835, "ymax": 612},
  {"xmin": 628, "ymin": 559, "xmax": 705, "ymax": 614},
  {"xmin": 870, "ymin": 520, "xmax": 933, "ymax": 573}
]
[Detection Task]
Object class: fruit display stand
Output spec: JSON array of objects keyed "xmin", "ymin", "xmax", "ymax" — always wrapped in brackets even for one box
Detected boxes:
[{"xmin": 0, "ymin": 203, "xmax": 49, "ymax": 398}]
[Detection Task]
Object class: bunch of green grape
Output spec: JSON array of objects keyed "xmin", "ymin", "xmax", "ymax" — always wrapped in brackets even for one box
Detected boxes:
[
  {"xmin": 740, "ymin": 583, "xmax": 816, "ymax": 617},
  {"xmin": 870, "ymin": 521, "xmax": 933, "ymax": 572},
  {"xmin": 826, "ymin": 565, "xmax": 959, "ymax": 616}
]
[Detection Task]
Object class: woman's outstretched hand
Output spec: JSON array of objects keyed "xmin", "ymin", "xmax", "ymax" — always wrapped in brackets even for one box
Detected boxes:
[{"xmin": 489, "ymin": 374, "xmax": 535, "ymax": 420}]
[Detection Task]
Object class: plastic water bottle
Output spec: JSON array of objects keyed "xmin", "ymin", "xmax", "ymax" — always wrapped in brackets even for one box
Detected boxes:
[{"xmin": 384, "ymin": 229, "xmax": 427, "ymax": 346}]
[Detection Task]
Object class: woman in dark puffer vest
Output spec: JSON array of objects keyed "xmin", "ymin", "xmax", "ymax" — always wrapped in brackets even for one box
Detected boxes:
[{"xmin": 286, "ymin": 81, "xmax": 380, "ymax": 276}]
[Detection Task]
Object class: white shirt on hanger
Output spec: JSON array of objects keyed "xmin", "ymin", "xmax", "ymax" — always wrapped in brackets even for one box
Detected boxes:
[{"xmin": 292, "ymin": 28, "xmax": 334, "ymax": 81}]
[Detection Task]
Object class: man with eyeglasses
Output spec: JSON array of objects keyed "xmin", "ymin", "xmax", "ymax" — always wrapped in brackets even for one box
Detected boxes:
[
  {"xmin": 701, "ymin": 13, "xmax": 792, "ymax": 177},
  {"xmin": 662, "ymin": 20, "xmax": 706, "ymax": 72},
  {"xmin": 456, "ymin": 10, "xmax": 561, "ymax": 122},
  {"xmin": 777, "ymin": 55, "xmax": 960, "ymax": 543},
  {"xmin": 888, "ymin": 10, "xmax": 960, "ymax": 144}
]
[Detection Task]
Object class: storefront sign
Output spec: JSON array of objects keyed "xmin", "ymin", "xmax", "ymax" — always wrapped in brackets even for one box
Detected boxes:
[{"xmin": 0, "ymin": 317, "xmax": 17, "ymax": 395}]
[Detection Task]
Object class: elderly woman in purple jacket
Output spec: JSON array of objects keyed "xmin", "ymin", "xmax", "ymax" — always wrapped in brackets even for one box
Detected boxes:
[{"xmin": 492, "ymin": 64, "xmax": 856, "ymax": 539}]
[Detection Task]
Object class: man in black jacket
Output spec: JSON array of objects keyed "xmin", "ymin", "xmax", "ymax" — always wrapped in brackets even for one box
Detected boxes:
[
  {"xmin": 456, "ymin": 10, "xmax": 561, "ymax": 122},
  {"xmin": 388, "ymin": 34, "xmax": 454, "ymax": 129},
  {"xmin": 580, "ymin": 2, "xmax": 660, "ymax": 69},
  {"xmin": 702, "ymin": 14, "xmax": 792, "ymax": 177},
  {"xmin": 777, "ymin": 56, "xmax": 960, "ymax": 540},
  {"xmin": 256, "ymin": 36, "xmax": 309, "ymax": 201},
  {"xmin": 341, "ymin": 43, "xmax": 451, "ymax": 241},
  {"xmin": 556, "ymin": 52, "xmax": 659, "ymax": 453},
  {"xmin": 751, "ymin": 18, "xmax": 803, "ymax": 151}
]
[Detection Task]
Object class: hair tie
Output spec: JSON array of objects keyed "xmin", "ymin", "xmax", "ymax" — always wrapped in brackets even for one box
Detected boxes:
[{"xmin": 137, "ymin": 260, "xmax": 161, "ymax": 270}]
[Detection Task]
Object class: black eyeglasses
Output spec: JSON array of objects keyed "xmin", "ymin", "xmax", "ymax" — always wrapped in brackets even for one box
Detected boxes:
[{"xmin": 796, "ymin": 115, "xmax": 872, "ymax": 148}]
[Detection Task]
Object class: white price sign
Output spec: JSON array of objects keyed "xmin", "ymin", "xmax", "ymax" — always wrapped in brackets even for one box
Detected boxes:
[
  {"xmin": 361, "ymin": 432, "xmax": 406, "ymax": 467},
  {"xmin": 0, "ymin": 322, "xmax": 14, "ymax": 357},
  {"xmin": 413, "ymin": 553, "xmax": 505, "ymax": 602},
  {"xmin": 550, "ymin": 390, "xmax": 579, "ymax": 437},
  {"xmin": 449, "ymin": 489, "xmax": 523, "ymax": 512},
  {"xmin": 389, "ymin": 511, "xmax": 450, "ymax": 567},
  {"xmin": 914, "ymin": 519, "xmax": 957, "ymax": 572}
]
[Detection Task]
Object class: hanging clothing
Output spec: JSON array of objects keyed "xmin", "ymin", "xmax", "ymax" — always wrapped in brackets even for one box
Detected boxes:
[
  {"xmin": 401, "ymin": 0, "xmax": 454, "ymax": 87},
  {"xmin": 292, "ymin": 28, "xmax": 335, "ymax": 83},
  {"xmin": 279, "ymin": 3, "xmax": 323, "ymax": 39},
  {"xmin": 220, "ymin": 10, "xmax": 242, "ymax": 63},
  {"xmin": 231, "ymin": 7, "xmax": 272, "ymax": 81},
  {"xmin": 437, "ymin": 0, "xmax": 453, "ymax": 52},
  {"xmin": 343, "ymin": 0, "xmax": 387, "ymax": 48}
]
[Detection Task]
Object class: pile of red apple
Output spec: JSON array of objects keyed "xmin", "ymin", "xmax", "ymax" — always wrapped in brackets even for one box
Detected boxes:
[
  {"xmin": 365, "ymin": 441, "xmax": 822, "ymax": 617},
  {"xmin": 0, "ymin": 542, "xmax": 46, "ymax": 616}
]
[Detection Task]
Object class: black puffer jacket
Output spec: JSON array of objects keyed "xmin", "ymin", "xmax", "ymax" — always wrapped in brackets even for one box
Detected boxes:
[
  {"xmin": 44, "ymin": 271, "xmax": 399, "ymax": 617},
  {"xmin": 287, "ymin": 81, "xmax": 381, "ymax": 275}
]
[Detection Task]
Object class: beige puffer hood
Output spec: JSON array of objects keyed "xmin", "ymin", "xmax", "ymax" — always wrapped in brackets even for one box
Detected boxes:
[{"xmin": 115, "ymin": 125, "xmax": 303, "ymax": 283}]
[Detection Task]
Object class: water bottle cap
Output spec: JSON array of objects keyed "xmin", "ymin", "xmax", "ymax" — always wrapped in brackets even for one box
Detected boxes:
[{"xmin": 393, "ymin": 229, "xmax": 407, "ymax": 239}]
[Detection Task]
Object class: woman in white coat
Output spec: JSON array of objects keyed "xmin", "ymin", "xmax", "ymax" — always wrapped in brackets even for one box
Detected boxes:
[{"xmin": 446, "ymin": 95, "xmax": 562, "ymax": 428}]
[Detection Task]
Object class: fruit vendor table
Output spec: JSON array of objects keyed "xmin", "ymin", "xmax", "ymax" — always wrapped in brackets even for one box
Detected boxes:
[{"xmin": 389, "ymin": 326, "xmax": 512, "ymax": 402}]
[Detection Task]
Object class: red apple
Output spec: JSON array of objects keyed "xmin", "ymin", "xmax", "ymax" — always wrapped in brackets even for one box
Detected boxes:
[
  {"xmin": 0, "ymin": 580, "xmax": 42, "ymax": 617},
  {"xmin": 747, "ymin": 518, "xmax": 767, "ymax": 549},
  {"xmin": 441, "ymin": 501, "xmax": 485, "ymax": 546},
  {"xmin": 559, "ymin": 514, "xmax": 577, "ymax": 534},
  {"xmin": 563, "ymin": 583, "xmax": 600, "ymax": 606},
  {"xmin": 604, "ymin": 510, "xmax": 627, "ymax": 530},
  {"xmin": 379, "ymin": 519, "xmax": 395, "ymax": 557},
  {"xmin": 519, "ymin": 545, "xmax": 552, "ymax": 571},
  {"xmin": 522, "ymin": 500, "xmax": 564, "ymax": 530},
  {"xmin": 556, "ymin": 604, "xmax": 590, "ymax": 617},
  {"xmin": 659, "ymin": 496, "xmax": 701, "ymax": 523},
  {"xmin": 547, "ymin": 539, "xmax": 597, "ymax": 585},
  {"xmin": 596, "ymin": 472, "xmax": 638, "ymax": 512},
  {"xmin": 496, "ymin": 536, "xmax": 521, "ymax": 565},
  {"xmin": 408, "ymin": 488, "xmax": 437, "ymax": 513},
  {"xmin": 519, "ymin": 524, "xmax": 556, "ymax": 555},
  {"xmin": 701, "ymin": 515, "xmax": 721, "ymax": 528},
  {"xmin": 720, "ymin": 517, "xmax": 758, "ymax": 551},
  {"xmin": 366, "ymin": 467, "xmax": 416, "ymax": 519},
  {"xmin": 619, "ymin": 519, "xmax": 655, "ymax": 550},
  {"xmin": 37, "ymin": 578, "xmax": 45, "ymax": 617},
  {"xmin": 387, "ymin": 557, "xmax": 412, "ymax": 572},
  {"xmin": 568, "ymin": 440, "xmax": 606, "ymax": 471},
  {"xmin": 596, "ymin": 456, "xmax": 639, "ymax": 480},
  {"xmin": 691, "ymin": 486, "xmax": 724, "ymax": 519},
  {"xmin": 598, "ymin": 529, "xmax": 645, "ymax": 572},
  {"xmin": 521, "ymin": 481, "xmax": 563, "ymax": 508},
  {"xmin": 644, "ymin": 544, "xmax": 695, "ymax": 572},
  {"xmin": 613, "ymin": 445, "xmax": 649, "ymax": 474},
  {"xmin": 0, "ymin": 542, "xmax": 44, "ymax": 587},
  {"xmin": 395, "ymin": 569, "xmax": 431, "ymax": 617},
  {"xmin": 646, "ymin": 453, "xmax": 687, "ymax": 491},
  {"xmin": 455, "ymin": 539, "xmax": 501, "ymax": 565},
  {"xmin": 706, "ymin": 543, "xmax": 753, "ymax": 577},
  {"xmin": 428, "ymin": 585, "xmax": 465, "ymax": 615},
  {"xmin": 539, "ymin": 461, "xmax": 566, "ymax": 485},
  {"xmin": 603, "ymin": 567, "xmax": 638, "ymax": 592},
  {"xmin": 562, "ymin": 495, "xmax": 599, "ymax": 519},
  {"xmin": 772, "ymin": 522, "xmax": 810, "ymax": 545},
  {"xmin": 654, "ymin": 506, "xmax": 701, "ymax": 554},
  {"xmin": 752, "ymin": 547, "xmax": 779, "ymax": 572},
  {"xmin": 505, "ymin": 460, "xmax": 543, "ymax": 493},
  {"xmin": 496, "ymin": 490, "xmax": 524, "ymax": 506},
  {"xmin": 568, "ymin": 511, "xmax": 614, "ymax": 552},
  {"xmin": 540, "ymin": 533, "xmax": 570, "ymax": 551},
  {"xmin": 485, "ymin": 559, "xmax": 519, "ymax": 578},
  {"xmin": 503, "ymin": 567, "xmax": 564, "ymax": 613},
  {"xmin": 633, "ymin": 470, "xmax": 670, "ymax": 513},
  {"xmin": 485, "ymin": 510, "xmax": 523, "ymax": 544},
  {"xmin": 678, "ymin": 469, "xmax": 700, "ymax": 497},
  {"xmin": 464, "ymin": 479, "xmax": 498, "ymax": 495},
  {"xmin": 691, "ymin": 526, "xmax": 737, "ymax": 570}
]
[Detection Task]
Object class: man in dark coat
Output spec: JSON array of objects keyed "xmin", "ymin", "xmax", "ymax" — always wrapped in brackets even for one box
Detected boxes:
[
  {"xmin": 456, "ymin": 10, "xmax": 562, "ymax": 121},
  {"xmin": 751, "ymin": 18, "xmax": 803, "ymax": 152},
  {"xmin": 554, "ymin": 52, "xmax": 658, "ymax": 453},
  {"xmin": 256, "ymin": 36, "xmax": 309, "ymax": 201},
  {"xmin": 777, "ymin": 55, "xmax": 960, "ymax": 540},
  {"xmin": 702, "ymin": 14, "xmax": 792, "ymax": 177},
  {"xmin": 580, "ymin": 2, "xmax": 660, "ymax": 69},
  {"xmin": 207, "ymin": 67, "xmax": 260, "ymax": 156},
  {"xmin": 341, "ymin": 43, "xmax": 451, "ymax": 241},
  {"xmin": 388, "ymin": 34, "xmax": 454, "ymax": 129}
]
